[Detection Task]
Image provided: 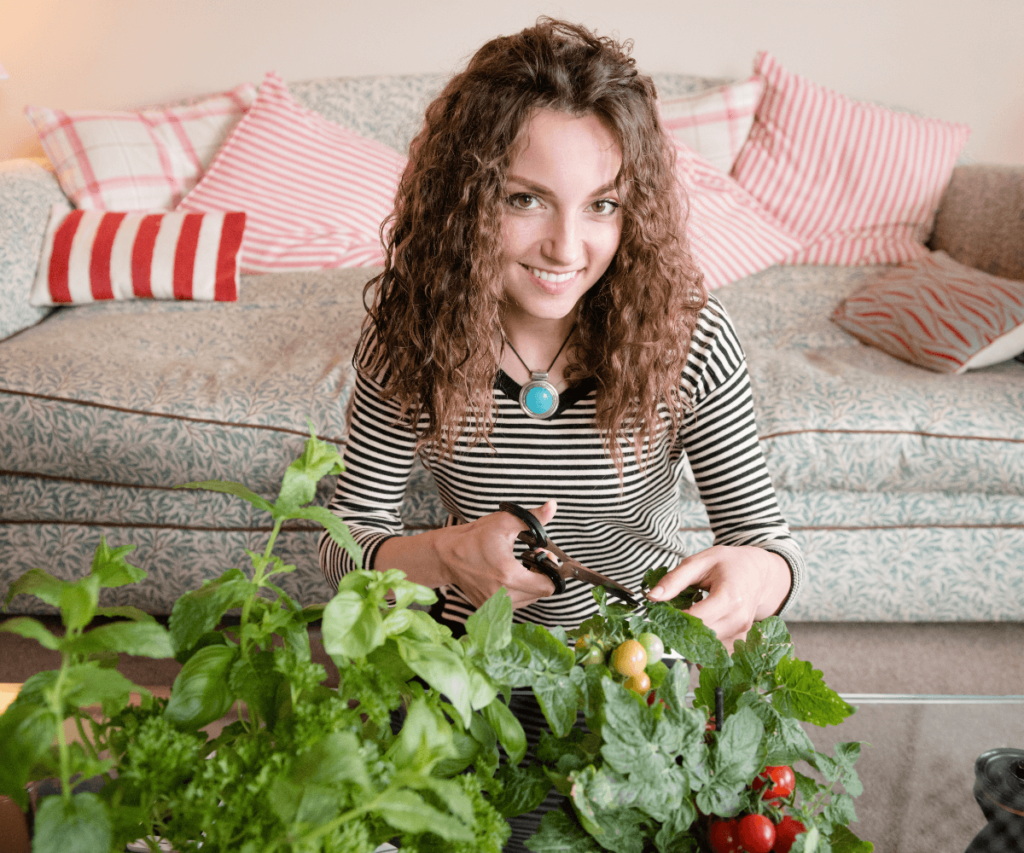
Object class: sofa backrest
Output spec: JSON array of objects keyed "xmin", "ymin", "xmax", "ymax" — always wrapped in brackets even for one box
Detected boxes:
[{"xmin": 288, "ymin": 72, "xmax": 730, "ymax": 154}]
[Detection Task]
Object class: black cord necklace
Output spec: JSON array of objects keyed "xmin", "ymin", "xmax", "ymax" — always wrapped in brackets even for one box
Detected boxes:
[{"xmin": 504, "ymin": 324, "xmax": 576, "ymax": 420}]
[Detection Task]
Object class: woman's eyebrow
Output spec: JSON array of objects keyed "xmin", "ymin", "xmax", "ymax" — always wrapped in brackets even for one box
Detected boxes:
[{"xmin": 507, "ymin": 175, "xmax": 620, "ymax": 197}]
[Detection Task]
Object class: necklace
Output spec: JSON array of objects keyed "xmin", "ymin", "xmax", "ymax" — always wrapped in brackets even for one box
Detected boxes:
[{"xmin": 504, "ymin": 324, "xmax": 576, "ymax": 420}]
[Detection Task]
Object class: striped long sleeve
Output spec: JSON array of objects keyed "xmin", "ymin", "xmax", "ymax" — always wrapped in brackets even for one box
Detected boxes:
[{"xmin": 319, "ymin": 295, "xmax": 803, "ymax": 629}]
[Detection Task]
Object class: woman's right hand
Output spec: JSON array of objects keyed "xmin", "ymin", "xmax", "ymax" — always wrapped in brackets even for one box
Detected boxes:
[{"xmin": 434, "ymin": 500, "xmax": 560, "ymax": 609}]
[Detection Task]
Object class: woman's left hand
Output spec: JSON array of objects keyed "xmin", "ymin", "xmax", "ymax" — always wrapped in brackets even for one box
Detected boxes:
[{"xmin": 645, "ymin": 545, "xmax": 792, "ymax": 651}]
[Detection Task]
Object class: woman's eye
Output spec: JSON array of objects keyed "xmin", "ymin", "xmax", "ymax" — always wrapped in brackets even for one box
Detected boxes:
[
  {"xmin": 590, "ymin": 199, "xmax": 620, "ymax": 215},
  {"xmin": 508, "ymin": 193, "xmax": 539, "ymax": 210}
]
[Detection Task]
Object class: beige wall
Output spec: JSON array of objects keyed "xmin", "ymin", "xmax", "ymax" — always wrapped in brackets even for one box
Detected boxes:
[{"xmin": 1, "ymin": 0, "xmax": 1022, "ymax": 164}]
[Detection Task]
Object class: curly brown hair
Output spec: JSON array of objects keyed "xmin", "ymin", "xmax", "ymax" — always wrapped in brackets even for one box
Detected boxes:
[{"xmin": 357, "ymin": 17, "xmax": 707, "ymax": 472}]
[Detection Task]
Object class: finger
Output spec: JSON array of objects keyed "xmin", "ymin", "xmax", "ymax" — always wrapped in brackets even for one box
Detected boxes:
[
  {"xmin": 530, "ymin": 499, "xmax": 558, "ymax": 526},
  {"xmin": 646, "ymin": 552, "xmax": 715, "ymax": 601}
]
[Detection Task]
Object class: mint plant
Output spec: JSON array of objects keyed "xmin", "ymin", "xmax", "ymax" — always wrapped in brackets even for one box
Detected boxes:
[{"xmin": 0, "ymin": 425, "xmax": 518, "ymax": 853}]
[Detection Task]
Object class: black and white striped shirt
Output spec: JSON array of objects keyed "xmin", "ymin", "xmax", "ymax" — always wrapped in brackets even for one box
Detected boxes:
[{"xmin": 319, "ymin": 295, "xmax": 804, "ymax": 631}]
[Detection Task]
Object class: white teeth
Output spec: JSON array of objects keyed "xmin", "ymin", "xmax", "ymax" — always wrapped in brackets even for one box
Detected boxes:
[{"xmin": 529, "ymin": 267, "xmax": 577, "ymax": 283}]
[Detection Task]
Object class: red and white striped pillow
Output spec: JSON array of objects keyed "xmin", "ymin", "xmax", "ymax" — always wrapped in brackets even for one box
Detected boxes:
[
  {"xmin": 177, "ymin": 71, "xmax": 407, "ymax": 273},
  {"xmin": 25, "ymin": 84, "xmax": 256, "ymax": 212},
  {"xmin": 30, "ymin": 205, "xmax": 245, "ymax": 305},
  {"xmin": 831, "ymin": 251, "xmax": 1024, "ymax": 373},
  {"xmin": 733, "ymin": 52, "xmax": 971, "ymax": 266},
  {"xmin": 659, "ymin": 76, "xmax": 766, "ymax": 174},
  {"xmin": 672, "ymin": 138, "xmax": 802, "ymax": 291}
]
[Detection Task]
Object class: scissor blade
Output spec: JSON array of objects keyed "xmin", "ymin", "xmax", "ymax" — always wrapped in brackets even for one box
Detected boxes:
[{"xmin": 566, "ymin": 560, "xmax": 640, "ymax": 606}]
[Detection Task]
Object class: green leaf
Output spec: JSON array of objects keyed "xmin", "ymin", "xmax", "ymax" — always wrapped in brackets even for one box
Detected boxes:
[
  {"xmin": 174, "ymin": 479, "xmax": 275, "ymax": 514},
  {"xmin": 229, "ymin": 650, "xmax": 282, "ymax": 727},
  {"xmin": 163, "ymin": 644, "xmax": 240, "ymax": 730},
  {"xmin": 33, "ymin": 792, "xmax": 112, "ymax": 853},
  {"xmin": 731, "ymin": 617, "xmax": 792, "ymax": 689},
  {"xmin": 0, "ymin": 702, "xmax": 58, "ymax": 805},
  {"xmin": 322, "ymin": 589, "xmax": 385, "ymax": 659},
  {"xmin": 89, "ymin": 537, "xmax": 145, "ymax": 588},
  {"xmin": 481, "ymin": 696, "xmax": 527, "ymax": 766},
  {"xmin": 514, "ymin": 622, "xmax": 575, "ymax": 674},
  {"xmin": 290, "ymin": 505, "xmax": 363, "ymax": 569},
  {"xmin": 829, "ymin": 824, "xmax": 873, "ymax": 853},
  {"xmin": 374, "ymin": 789, "xmax": 474, "ymax": 841},
  {"xmin": 60, "ymin": 575, "xmax": 100, "ymax": 632},
  {"xmin": 62, "ymin": 665, "xmax": 139, "ymax": 716},
  {"xmin": 696, "ymin": 706, "xmax": 765, "ymax": 817},
  {"xmin": 168, "ymin": 569, "xmax": 254, "ymax": 658},
  {"xmin": 0, "ymin": 616, "xmax": 61, "ymax": 650},
  {"xmin": 644, "ymin": 604, "xmax": 730, "ymax": 669},
  {"xmin": 290, "ymin": 730, "xmax": 370, "ymax": 788},
  {"xmin": 465, "ymin": 588, "xmax": 513, "ymax": 656},
  {"xmin": 813, "ymin": 742, "xmax": 864, "ymax": 797},
  {"xmin": 4, "ymin": 568, "xmax": 65, "ymax": 609},
  {"xmin": 533, "ymin": 671, "xmax": 582, "ymax": 738},
  {"xmin": 396, "ymin": 638, "xmax": 474, "ymax": 727},
  {"xmin": 490, "ymin": 763, "xmax": 552, "ymax": 818},
  {"xmin": 481, "ymin": 636, "xmax": 536, "ymax": 688},
  {"xmin": 275, "ymin": 427, "xmax": 345, "ymax": 512},
  {"xmin": 92, "ymin": 605, "xmax": 156, "ymax": 622},
  {"xmin": 736, "ymin": 691, "xmax": 816, "ymax": 766},
  {"xmin": 526, "ymin": 808, "xmax": 604, "ymax": 852},
  {"xmin": 63, "ymin": 621, "xmax": 173, "ymax": 659},
  {"xmin": 772, "ymin": 657, "xmax": 855, "ymax": 727}
]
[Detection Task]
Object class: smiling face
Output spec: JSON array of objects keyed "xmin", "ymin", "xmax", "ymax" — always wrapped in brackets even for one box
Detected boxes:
[{"xmin": 500, "ymin": 109, "xmax": 624, "ymax": 338}]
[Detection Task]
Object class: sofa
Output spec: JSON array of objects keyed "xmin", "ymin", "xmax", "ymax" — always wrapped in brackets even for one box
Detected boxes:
[{"xmin": 2, "ymin": 63, "xmax": 1023, "ymax": 622}]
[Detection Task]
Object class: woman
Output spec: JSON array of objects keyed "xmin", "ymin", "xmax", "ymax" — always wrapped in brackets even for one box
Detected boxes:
[{"xmin": 319, "ymin": 17, "xmax": 803, "ymax": 846}]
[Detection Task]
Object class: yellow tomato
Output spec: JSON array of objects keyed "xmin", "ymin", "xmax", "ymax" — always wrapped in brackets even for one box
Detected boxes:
[{"xmin": 611, "ymin": 639, "xmax": 648, "ymax": 677}]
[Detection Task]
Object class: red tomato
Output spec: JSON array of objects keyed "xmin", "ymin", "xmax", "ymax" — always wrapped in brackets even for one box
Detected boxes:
[
  {"xmin": 708, "ymin": 819, "xmax": 743, "ymax": 853},
  {"xmin": 738, "ymin": 814, "xmax": 776, "ymax": 853},
  {"xmin": 772, "ymin": 815, "xmax": 806, "ymax": 853},
  {"xmin": 753, "ymin": 765, "xmax": 796, "ymax": 803}
]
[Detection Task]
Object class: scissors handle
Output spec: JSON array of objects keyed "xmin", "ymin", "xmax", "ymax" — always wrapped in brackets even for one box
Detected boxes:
[{"xmin": 498, "ymin": 501, "xmax": 548, "ymax": 548}]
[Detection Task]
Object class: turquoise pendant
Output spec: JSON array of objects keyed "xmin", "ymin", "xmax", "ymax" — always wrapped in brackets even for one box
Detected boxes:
[{"xmin": 520, "ymin": 372, "xmax": 559, "ymax": 419}]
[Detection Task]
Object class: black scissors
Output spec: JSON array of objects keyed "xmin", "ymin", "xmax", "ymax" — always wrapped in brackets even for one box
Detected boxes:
[{"xmin": 498, "ymin": 501, "xmax": 640, "ymax": 606}]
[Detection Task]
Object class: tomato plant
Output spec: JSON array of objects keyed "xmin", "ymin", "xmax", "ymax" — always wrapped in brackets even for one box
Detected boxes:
[
  {"xmin": 753, "ymin": 764, "xmax": 796, "ymax": 803},
  {"xmin": 578, "ymin": 643, "xmax": 605, "ymax": 666},
  {"xmin": 708, "ymin": 818, "xmax": 744, "ymax": 853},
  {"xmin": 738, "ymin": 813, "xmax": 776, "ymax": 853},
  {"xmin": 611, "ymin": 639, "xmax": 647, "ymax": 676},
  {"xmin": 772, "ymin": 815, "xmax": 806, "ymax": 853}
]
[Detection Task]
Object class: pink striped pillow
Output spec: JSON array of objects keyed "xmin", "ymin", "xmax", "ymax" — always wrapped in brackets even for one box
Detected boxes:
[
  {"xmin": 659, "ymin": 76, "xmax": 766, "ymax": 173},
  {"xmin": 733, "ymin": 52, "xmax": 971, "ymax": 266},
  {"xmin": 831, "ymin": 251, "xmax": 1024, "ymax": 373},
  {"xmin": 25, "ymin": 84, "xmax": 257, "ymax": 212},
  {"xmin": 30, "ymin": 205, "xmax": 245, "ymax": 305},
  {"xmin": 672, "ymin": 138, "xmax": 803, "ymax": 290},
  {"xmin": 176, "ymin": 71, "xmax": 407, "ymax": 273}
]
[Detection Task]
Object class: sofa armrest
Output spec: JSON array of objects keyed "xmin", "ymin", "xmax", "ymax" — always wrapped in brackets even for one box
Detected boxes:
[
  {"xmin": 928, "ymin": 163, "xmax": 1024, "ymax": 282},
  {"xmin": 0, "ymin": 158, "xmax": 69, "ymax": 342}
]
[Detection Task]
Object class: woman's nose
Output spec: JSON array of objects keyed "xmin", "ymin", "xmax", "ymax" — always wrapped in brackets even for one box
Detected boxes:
[{"xmin": 542, "ymin": 213, "xmax": 581, "ymax": 265}]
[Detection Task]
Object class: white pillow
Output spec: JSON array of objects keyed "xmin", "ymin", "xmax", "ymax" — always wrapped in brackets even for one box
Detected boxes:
[{"xmin": 658, "ymin": 76, "xmax": 766, "ymax": 174}]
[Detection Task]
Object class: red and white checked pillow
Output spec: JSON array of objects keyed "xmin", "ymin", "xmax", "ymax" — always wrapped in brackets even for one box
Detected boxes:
[
  {"xmin": 658, "ymin": 76, "xmax": 766, "ymax": 174},
  {"xmin": 672, "ymin": 138, "xmax": 803, "ymax": 291},
  {"xmin": 176, "ymin": 71, "xmax": 407, "ymax": 273},
  {"xmin": 25, "ymin": 84, "xmax": 256, "ymax": 212},
  {"xmin": 733, "ymin": 52, "xmax": 971, "ymax": 266},
  {"xmin": 30, "ymin": 205, "xmax": 245, "ymax": 305},
  {"xmin": 831, "ymin": 251, "xmax": 1024, "ymax": 373}
]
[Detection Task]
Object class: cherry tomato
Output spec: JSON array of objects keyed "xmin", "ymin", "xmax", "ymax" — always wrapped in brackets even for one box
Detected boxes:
[
  {"xmin": 637, "ymin": 631, "xmax": 665, "ymax": 665},
  {"xmin": 753, "ymin": 765, "xmax": 796, "ymax": 803},
  {"xmin": 624, "ymin": 671, "xmax": 651, "ymax": 695},
  {"xmin": 738, "ymin": 814, "xmax": 776, "ymax": 853},
  {"xmin": 579, "ymin": 645, "xmax": 605, "ymax": 666},
  {"xmin": 772, "ymin": 815, "xmax": 806, "ymax": 853},
  {"xmin": 611, "ymin": 639, "xmax": 647, "ymax": 677},
  {"xmin": 707, "ymin": 819, "xmax": 743, "ymax": 853}
]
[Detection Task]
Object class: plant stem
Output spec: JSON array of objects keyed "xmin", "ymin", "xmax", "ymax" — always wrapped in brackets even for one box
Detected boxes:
[{"xmin": 50, "ymin": 655, "xmax": 72, "ymax": 804}]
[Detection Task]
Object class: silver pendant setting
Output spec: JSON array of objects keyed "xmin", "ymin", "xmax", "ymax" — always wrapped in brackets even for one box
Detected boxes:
[{"xmin": 519, "ymin": 371, "xmax": 559, "ymax": 419}]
